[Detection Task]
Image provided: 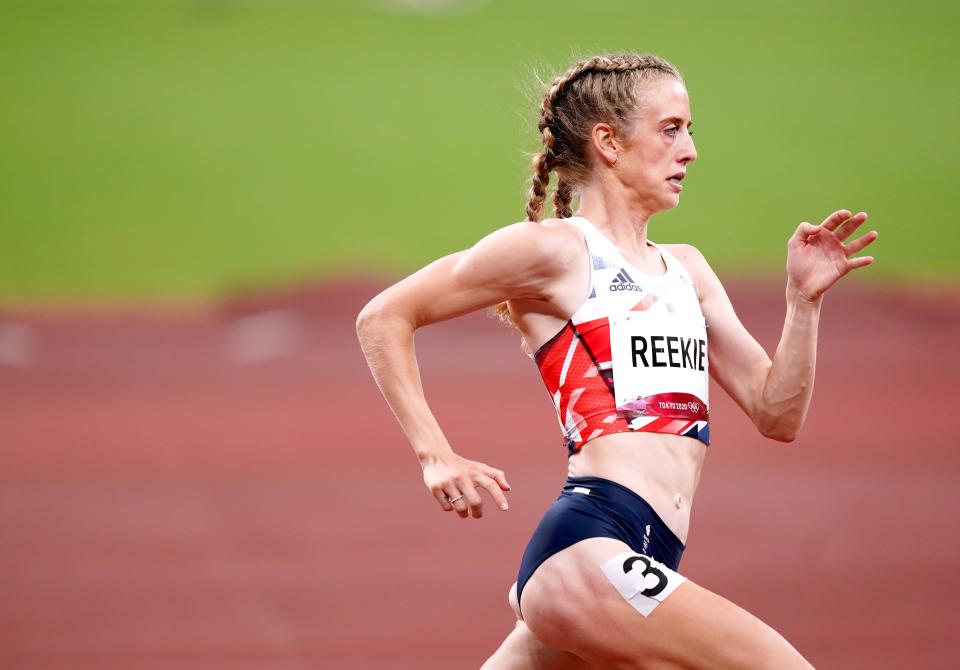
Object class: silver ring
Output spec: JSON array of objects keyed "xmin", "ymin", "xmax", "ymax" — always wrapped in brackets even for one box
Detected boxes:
[{"xmin": 447, "ymin": 495, "xmax": 464, "ymax": 504}]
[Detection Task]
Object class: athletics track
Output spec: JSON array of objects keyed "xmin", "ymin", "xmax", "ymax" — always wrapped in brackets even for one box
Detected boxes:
[{"xmin": 1, "ymin": 279, "xmax": 957, "ymax": 669}]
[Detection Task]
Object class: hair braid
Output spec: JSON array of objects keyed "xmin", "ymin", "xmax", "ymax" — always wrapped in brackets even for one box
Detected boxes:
[
  {"xmin": 525, "ymin": 128, "xmax": 556, "ymax": 222},
  {"xmin": 553, "ymin": 177, "xmax": 574, "ymax": 219}
]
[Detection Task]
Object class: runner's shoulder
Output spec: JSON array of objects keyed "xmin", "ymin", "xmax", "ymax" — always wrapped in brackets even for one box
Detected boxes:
[
  {"xmin": 480, "ymin": 217, "xmax": 585, "ymax": 270},
  {"xmin": 661, "ymin": 243, "xmax": 713, "ymax": 279},
  {"xmin": 536, "ymin": 216, "xmax": 589, "ymax": 260},
  {"xmin": 660, "ymin": 243, "xmax": 723, "ymax": 302}
]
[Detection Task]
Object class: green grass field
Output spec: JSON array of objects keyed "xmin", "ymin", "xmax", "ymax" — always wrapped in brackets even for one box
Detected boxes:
[{"xmin": 1, "ymin": 0, "xmax": 958, "ymax": 303}]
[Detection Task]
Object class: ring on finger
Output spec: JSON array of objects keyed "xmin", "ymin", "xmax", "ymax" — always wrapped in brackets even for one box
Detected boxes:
[{"xmin": 447, "ymin": 495, "xmax": 464, "ymax": 504}]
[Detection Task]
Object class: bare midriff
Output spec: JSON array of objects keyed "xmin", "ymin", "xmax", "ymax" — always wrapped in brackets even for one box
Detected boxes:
[{"xmin": 567, "ymin": 431, "xmax": 707, "ymax": 544}]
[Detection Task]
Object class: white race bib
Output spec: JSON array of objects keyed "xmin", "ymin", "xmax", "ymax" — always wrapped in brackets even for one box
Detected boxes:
[
  {"xmin": 601, "ymin": 551, "xmax": 687, "ymax": 617},
  {"xmin": 608, "ymin": 310, "xmax": 709, "ymax": 421}
]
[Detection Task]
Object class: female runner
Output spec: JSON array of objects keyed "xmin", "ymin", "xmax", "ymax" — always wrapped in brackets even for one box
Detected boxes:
[{"xmin": 356, "ymin": 53, "xmax": 877, "ymax": 669}]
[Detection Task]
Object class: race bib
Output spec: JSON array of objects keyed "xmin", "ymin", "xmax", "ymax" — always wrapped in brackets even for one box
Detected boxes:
[
  {"xmin": 608, "ymin": 310, "xmax": 709, "ymax": 421},
  {"xmin": 601, "ymin": 551, "xmax": 687, "ymax": 617}
]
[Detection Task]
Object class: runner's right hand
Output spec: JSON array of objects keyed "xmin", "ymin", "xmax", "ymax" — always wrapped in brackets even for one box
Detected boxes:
[{"xmin": 421, "ymin": 452, "xmax": 511, "ymax": 519}]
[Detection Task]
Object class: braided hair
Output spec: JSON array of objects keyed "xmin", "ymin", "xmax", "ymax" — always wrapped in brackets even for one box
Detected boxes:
[{"xmin": 494, "ymin": 53, "xmax": 683, "ymax": 326}]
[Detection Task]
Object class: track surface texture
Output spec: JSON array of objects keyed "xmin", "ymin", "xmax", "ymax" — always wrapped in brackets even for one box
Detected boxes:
[{"xmin": 1, "ymin": 279, "xmax": 958, "ymax": 669}]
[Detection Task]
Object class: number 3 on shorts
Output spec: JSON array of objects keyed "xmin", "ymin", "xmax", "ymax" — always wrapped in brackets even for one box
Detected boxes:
[{"xmin": 601, "ymin": 551, "xmax": 687, "ymax": 617}]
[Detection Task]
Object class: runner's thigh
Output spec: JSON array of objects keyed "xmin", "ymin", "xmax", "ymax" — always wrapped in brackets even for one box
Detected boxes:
[
  {"xmin": 480, "ymin": 620, "xmax": 593, "ymax": 670},
  {"xmin": 521, "ymin": 538, "xmax": 813, "ymax": 670}
]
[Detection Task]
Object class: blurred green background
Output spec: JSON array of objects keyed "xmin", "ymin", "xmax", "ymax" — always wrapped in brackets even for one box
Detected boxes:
[{"xmin": 1, "ymin": 0, "xmax": 958, "ymax": 304}]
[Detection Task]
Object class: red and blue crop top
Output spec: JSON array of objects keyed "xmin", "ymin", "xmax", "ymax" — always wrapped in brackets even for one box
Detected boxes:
[{"xmin": 531, "ymin": 216, "xmax": 710, "ymax": 456}]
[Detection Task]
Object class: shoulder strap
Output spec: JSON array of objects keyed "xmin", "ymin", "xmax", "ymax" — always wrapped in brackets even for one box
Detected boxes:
[
  {"xmin": 648, "ymin": 242, "xmax": 688, "ymax": 279},
  {"xmin": 564, "ymin": 216, "xmax": 603, "ymax": 249},
  {"xmin": 565, "ymin": 217, "xmax": 626, "ymax": 269},
  {"xmin": 650, "ymin": 242, "xmax": 701, "ymax": 299}
]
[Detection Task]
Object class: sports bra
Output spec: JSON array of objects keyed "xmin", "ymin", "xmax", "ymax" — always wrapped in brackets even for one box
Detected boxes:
[{"xmin": 531, "ymin": 216, "xmax": 710, "ymax": 456}]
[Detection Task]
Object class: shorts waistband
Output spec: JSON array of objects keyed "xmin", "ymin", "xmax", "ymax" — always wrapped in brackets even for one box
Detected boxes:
[{"xmin": 563, "ymin": 475, "xmax": 685, "ymax": 551}]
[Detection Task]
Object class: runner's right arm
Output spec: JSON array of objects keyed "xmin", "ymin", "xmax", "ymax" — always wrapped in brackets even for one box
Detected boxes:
[{"xmin": 356, "ymin": 220, "xmax": 578, "ymax": 519}]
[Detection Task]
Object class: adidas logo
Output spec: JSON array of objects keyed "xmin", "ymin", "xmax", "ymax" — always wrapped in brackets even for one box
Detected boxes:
[{"xmin": 609, "ymin": 268, "xmax": 643, "ymax": 292}]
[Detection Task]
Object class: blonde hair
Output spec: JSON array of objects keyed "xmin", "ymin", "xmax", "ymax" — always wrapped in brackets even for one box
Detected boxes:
[{"xmin": 493, "ymin": 53, "xmax": 683, "ymax": 326}]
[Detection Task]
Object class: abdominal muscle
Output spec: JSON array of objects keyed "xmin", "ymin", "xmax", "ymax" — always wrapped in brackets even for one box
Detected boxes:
[{"xmin": 567, "ymin": 430, "xmax": 707, "ymax": 544}]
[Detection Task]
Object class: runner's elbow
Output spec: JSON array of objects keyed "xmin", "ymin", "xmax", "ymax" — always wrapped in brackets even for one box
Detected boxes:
[
  {"xmin": 356, "ymin": 293, "xmax": 394, "ymax": 339},
  {"xmin": 764, "ymin": 428, "xmax": 798, "ymax": 443},
  {"xmin": 356, "ymin": 291, "xmax": 417, "ymax": 342},
  {"xmin": 755, "ymin": 411, "xmax": 800, "ymax": 443},
  {"xmin": 757, "ymin": 423, "xmax": 800, "ymax": 442}
]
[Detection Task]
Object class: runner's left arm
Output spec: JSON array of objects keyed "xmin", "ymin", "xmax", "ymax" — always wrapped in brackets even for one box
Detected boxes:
[{"xmin": 676, "ymin": 209, "xmax": 876, "ymax": 441}]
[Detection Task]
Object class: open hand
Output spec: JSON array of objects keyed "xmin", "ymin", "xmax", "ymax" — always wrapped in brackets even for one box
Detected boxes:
[
  {"xmin": 786, "ymin": 209, "xmax": 878, "ymax": 302},
  {"xmin": 422, "ymin": 452, "xmax": 511, "ymax": 519}
]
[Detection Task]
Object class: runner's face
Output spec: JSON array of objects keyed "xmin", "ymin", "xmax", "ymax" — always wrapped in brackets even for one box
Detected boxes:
[{"xmin": 617, "ymin": 77, "xmax": 697, "ymax": 214}]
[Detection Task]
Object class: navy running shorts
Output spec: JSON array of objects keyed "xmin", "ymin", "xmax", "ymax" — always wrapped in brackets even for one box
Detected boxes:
[{"xmin": 516, "ymin": 475, "xmax": 685, "ymax": 614}]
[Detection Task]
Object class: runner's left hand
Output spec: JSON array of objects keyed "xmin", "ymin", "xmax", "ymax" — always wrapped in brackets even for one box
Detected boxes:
[{"xmin": 786, "ymin": 209, "xmax": 878, "ymax": 302}]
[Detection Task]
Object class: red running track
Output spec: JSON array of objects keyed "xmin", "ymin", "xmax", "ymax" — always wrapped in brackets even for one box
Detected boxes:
[{"xmin": 0, "ymin": 279, "xmax": 958, "ymax": 669}]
